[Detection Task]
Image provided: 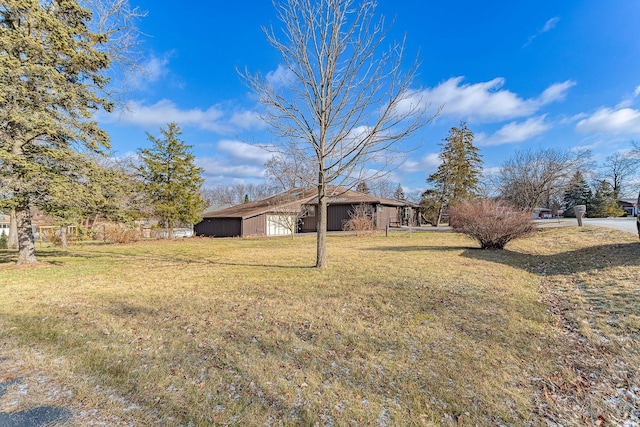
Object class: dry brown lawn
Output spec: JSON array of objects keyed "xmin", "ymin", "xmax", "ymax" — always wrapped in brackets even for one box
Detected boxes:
[{"xmin": 0, "ymin": 227, "xmax": 638, "ymax": 426}]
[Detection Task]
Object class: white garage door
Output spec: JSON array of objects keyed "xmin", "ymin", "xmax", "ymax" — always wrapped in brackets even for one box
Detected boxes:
[{"xmin": 267, "ymin": 215, "xmax": 294, "ymax": 236}]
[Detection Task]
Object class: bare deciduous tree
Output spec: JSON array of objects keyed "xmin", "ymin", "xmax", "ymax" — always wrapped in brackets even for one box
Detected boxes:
[
  {"xmin": 264, "ymin": 150, "xmax": 317, "ymax": 191},
  {"xmin": 600, "ymin": 151, "xmax": 639, "ymax": 199},
  {"xmin": 244, "ymin": 0, "xmax": 436, "ymax": 267},
  {"xmin": 201, "ymin": 184, "xmax": 276, "ymax": 209},
  {"xmin": 497, "ymin": 148, "xmax": 592, "ymax": 211},
  {"xmin": 369, "ymin": 178, "xmax": 396, "ymax": 199}
]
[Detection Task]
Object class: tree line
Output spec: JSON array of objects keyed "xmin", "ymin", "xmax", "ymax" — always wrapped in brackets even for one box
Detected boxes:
[
  {"xmin": 2, "ymin": 0, "xmax": 638, "ymax": 268},
  {"xmin": 419, "ymin": 122, "xmax": 640, "ymax": 224}
]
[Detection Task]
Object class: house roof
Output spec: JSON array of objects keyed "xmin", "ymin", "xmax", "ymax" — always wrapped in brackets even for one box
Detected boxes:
[
  {"xmin": 309, "ymin": 186, "xmax": 419, "ymax": 208},
  {"xmin": 201, "ymin": 186, "xmax": 418, "ymax": 220},
  {"xmin": 201, "ymin": 187, "xmax": 317, "ymax": 219}
]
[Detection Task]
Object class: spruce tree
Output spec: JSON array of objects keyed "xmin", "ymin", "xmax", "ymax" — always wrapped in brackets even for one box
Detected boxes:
[
  {"xmin": 393, "ymin": 184, "xmax": 406, "ymax": 201},
  {"xmin": 562, "ymin": 171, "xmax": 592, "ymax": 218},
  {"xmin": 137, "ymin": 123, "xmax": 206, "ymax": 238},
  {"xmin": 591, "ymin": 180, "xmax": 625, "ymax": 218},
  {"xmin": 425, "ymin": 122, "xmax": 483, "ymax": 226},
  {"xmin": 0, "ymin": 0, "xmax": 132, "ymax": 264}
]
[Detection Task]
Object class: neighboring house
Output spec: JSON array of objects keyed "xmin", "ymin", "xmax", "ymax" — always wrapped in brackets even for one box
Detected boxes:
[
  {"xmin": 532, "ymin": 207, "xmax": 553, "ymax": 219},
  {"xmin": 0, "ymin": 214, "xmax": 9, "ymax": 237},
  {"xmin": 617, "ymin": 199, "xmax": 637, "ymax": 217},
  {"xmin": 194, "ymin": 186, "xmax": 419, "ymax": 238}
]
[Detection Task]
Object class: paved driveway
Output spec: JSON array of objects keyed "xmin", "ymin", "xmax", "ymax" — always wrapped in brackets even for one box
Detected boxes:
[
  {"xmin": 537, "ymin": 217, "xmax": 639, "ymax": 235},
  {"xmin": 582, "ymin": 217, "xmax": 639, "ymax": 234}
]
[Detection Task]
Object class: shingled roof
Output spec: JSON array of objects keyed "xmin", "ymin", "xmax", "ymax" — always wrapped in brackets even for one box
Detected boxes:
[
  {"xmin": 201, "ymin": 187, "xmax": 317, "ymax": 219},
  {"xmin": 201, "ymin": 186, "xmax": 417, "ymax": 220}
]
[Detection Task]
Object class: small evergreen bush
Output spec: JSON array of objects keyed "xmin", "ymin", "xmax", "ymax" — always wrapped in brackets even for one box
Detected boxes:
[
  {"xmin": 449, "ymin": 199, "xmax": 536, "ymax": 249},
  {"xmin": 0, "ymin": 233, "xmax": 7, "ymax": 249}
]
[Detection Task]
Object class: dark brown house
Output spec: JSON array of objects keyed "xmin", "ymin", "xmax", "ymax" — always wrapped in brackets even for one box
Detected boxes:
[
  {"xmin": 298, "ymin": 187, "xmax": 418, "ymax": 232},
  {"xmin": 195, "ymin": 186, "xmax": 418, "ymax": 238},
  {"xmin": 195, "ymin": 188, "xmax": 316, "ymax": 238}
]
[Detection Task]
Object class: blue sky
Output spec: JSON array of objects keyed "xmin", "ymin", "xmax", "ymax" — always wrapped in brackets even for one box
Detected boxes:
[{"xmin": 99, "ymin": 0, "xmax": 640, "ymax": 196}]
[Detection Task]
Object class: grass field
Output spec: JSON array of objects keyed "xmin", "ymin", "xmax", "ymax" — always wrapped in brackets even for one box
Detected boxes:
[{"xmin": 0, "ymin": 227, "xmax": 638, "ymax": 426}]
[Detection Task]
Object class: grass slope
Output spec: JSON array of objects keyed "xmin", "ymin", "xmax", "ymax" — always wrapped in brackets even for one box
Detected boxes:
[{"xmin": 0, "ymin": 227, "xmax": 638, "ymax": 426}]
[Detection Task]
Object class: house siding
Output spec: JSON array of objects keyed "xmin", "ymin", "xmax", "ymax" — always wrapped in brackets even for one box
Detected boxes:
[
  {"xmin": 376, "ymin": 205, "xmax": 399, "ymax": 228},
  {"xmin": 242, "ymin": 215, "xmax": 266, "ymax": 237},
  {"xmin": 195, "ymin": 218, "xmax": 242, "ymax": 237},
  {"xmin": 300, "ymin": 216, "xmax": 315, "ymax": 233},
  {"xmin": 327, "ymin": 204, "xmax": 354, "ymax": 231}
]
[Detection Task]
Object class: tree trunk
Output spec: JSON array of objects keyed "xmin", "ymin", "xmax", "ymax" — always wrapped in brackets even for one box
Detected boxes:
[
  {"xmin": 316, "ymin": 183, "xmax": 328, "ymax": 268},
  {"xmin": 8, "ymin": 208, "xmax": 18, "ymax": 249},
  {"xmin": 435, "ymin": 205, "xmax": 443, "ymax": 227},
  {"xmin": 59, "ymin": 225, "xmax": 68, "ymax": 249},
  {"xmin": 168, "ymin": 220, "xmax": 174, "ymax": 239},
  {"xmin": 15, "ymin": 203, "xmax": 37, "ymax": 265}
]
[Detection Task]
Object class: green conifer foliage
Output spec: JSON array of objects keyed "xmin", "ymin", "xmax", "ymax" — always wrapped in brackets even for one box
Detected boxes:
[
  {"xmin": 591, "ymin": 180, "xmax": 625, "ymax": 218},
  {"xmin": 423, "ymin": 122, "xmax": 483, "ymax": 226},
  {"xmin": 0, "ymin": 0, "xmax": 114, "ymax": 263},
  {"xmin": 562, "ymin": 171, "xmax": 592, "ymax": 218},
  {"xmin": 137, "ymin": 123, "xmax": 206, "ymax": 238}
]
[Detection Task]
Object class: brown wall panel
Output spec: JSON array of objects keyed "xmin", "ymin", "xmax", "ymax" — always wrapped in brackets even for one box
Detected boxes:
[
  {"xmin": 242, "ymin": 215, "xmax": 266, "ymax": 237},
  {"xmin": 194, "ymin": 218, "xmax": 242, "ymax": 237}
]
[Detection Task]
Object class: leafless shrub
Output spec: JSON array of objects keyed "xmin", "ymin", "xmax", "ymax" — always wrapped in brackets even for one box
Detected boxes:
[
  {"xmin": 101, "ymin": 223, "xmax": 140, "ymax": 244},
  {"xmin": 449, "ymin": 199, "xmax": 535, "ymax": 249},
  {"xmin": 343, "ymin": 204, "xmax": 375, "ymax": 236}
]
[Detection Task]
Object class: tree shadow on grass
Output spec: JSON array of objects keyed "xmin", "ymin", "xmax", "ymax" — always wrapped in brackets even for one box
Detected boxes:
[
  {"xmin": 366, "ymin": 245, "xmax": 471, "ymax": 253},
  {"xmin": 0, "ymin": 378, "xmax": 72, "ymax": 426},
  {"xmin": 0, "ymin": 249, "xmax": 98, "ymax": 266},
  {"xmin": 0, "ymin": 248, "xmax": 315, "ymax": 270},
  {"xmin": 459, "ymin": 242, "xmax": 640, "ymax": 276}
]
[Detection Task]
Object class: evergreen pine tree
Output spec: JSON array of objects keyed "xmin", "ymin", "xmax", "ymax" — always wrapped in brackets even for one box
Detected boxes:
[
  {"xmin": 0, "ymin": 0, "xmax": 123, "ymax": 263},
  {"xmin": 562, "ymin": 171, "xmax": 592, "ymax": 218},
  {"xmin": 425, "ymin": 122, "xmax": 483, "ymax": 226},
  {"xmin": 393, "ymin": 184, "xmax": 406, "ymax": 200},
  {"xmin": 591, "ymin": 180, "xmax": 625, "ymax": 218},
  {"xmin": 137, "ymin": 123, "xmax": 206, "ymax": 238}
]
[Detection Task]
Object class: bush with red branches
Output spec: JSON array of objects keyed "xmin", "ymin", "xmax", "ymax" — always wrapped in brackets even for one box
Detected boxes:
[{"xmin": 448, "ymin": 199, "xmax": 536, "ymax": 249}]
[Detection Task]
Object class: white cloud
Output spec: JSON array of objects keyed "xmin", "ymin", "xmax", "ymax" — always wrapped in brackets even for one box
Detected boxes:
[
  {"xmin": 538, "ymin": 81, "xmax": 576, "ymax": 104},
  {"xmin": 105, "ymin": 99, "xmax": 261, "ymax": 134},
  {"xmin": 411, "ymin": 77, "xmax": 574, "ymax": 123},
  {"xmin": 126, "ymin": 52, "xmax": 173, "ymax": 89},
  {"xmin": 541, "ymin": 17, "xmax": 560, "ymax": 33},
  {"xmin": 634, "ymin": 85, "xmax": 640, "ymax": 97},
  {"xmin": 524, "ymin": 16, "xmax": 560, "ymax": 47},
  {"xmin": 561, "ymin": 112, "xmax": 588, "ymax": 125},
  {"xmin": 141, "ymin": 55, "xmax": 170, "ymax": 82},
  {"xmin": 266, "ymin": 64, "xmax": 295, "ymax": 88},
  {"xmin": 217, "ymin": 140, "xmax": 273, "ymax": 164},
  {"xmin": 478, "ymin": 116, "xmax": 551, "ymax": 146},
  {"xmin": 576, "ymin": 107, "xmax": 640, "ymax": 134},
  {"xmin": 196, "ymin": 156, "xmax": 265, "ymax": 180},
  {"xmin": 402, "ymin": 153, "xmax": 441, "ymax": 173},
  {"xmin": 110, "ymin": 99, "xmax": 224, "ymax": 130},
  {"xmin": 482, "ymin": 166, "xmax": 502, "ymax": 177},
  {"xmin": 229, "ymin": 110, "xmax": 266, "ymax": 130}
]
